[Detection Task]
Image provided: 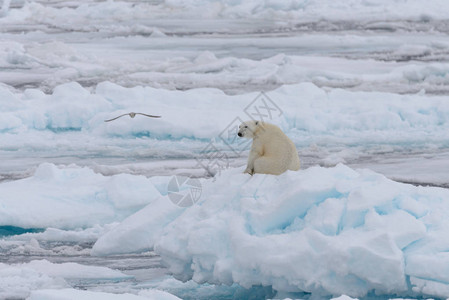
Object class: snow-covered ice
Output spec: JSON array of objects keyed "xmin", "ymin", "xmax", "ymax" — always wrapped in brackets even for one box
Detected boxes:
[
  {"xmin": 27, "ymin": 288, "xmax": 180, "ymax": 300},
  {"xmin": 1, "ymin": 81, "xmax": 448, "ymax": 186},
  {"xmin": 90, "ymin": 165, "xmax": 449, "ymax": 298},
  {"xmin": 4, "ymin": 161, "xmax": 449, "ymax": 298},
  {"xmin": 0, "ymin": 162, "xmax": 160, "ymax": 228},
  {"xmin": 3, "ymin": 1, "xmax": 449, "ymax": 94},
  {"xmin": 1, "ymin": 0, "xmax": 449, "ymax": 299},
  {"xmin": 0, "ymin": 259, "xmax": 132, "ymax": 299}
]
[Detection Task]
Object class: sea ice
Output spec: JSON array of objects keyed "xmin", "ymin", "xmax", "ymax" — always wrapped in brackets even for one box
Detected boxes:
[
  {"xmin": 27, "ymin": 288, "xmax": 180, "ymax": 300},
  {"xmin": 1, "ymin": 1, "xmax": 449, "ymax": 299},
  {"xmin": 0, "ymin": 162, "xmax": 161, "ymax": 228},
  {"xmin": 0, "ymin": 259, "xmax": 131, "ymax": 299},
  {"xmin": 92, "ymin": 164, "xmax": 449, "ymax": 298},
  {"xmin": 1, "ymin": 81, "xmax": 448, "ymax": 153},
  {"xmin": 2, "ymin": 80, "xmax": 448, "ymax": 186}
]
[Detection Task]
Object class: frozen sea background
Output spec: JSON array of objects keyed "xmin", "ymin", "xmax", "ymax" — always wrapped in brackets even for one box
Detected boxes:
[{"xmin": 1, "ymin": 0, "xmax": 449, "ymax": 299}]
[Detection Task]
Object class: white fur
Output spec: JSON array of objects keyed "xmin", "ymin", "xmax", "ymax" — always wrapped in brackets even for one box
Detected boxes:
[{"xmin": 238, "ymin": 120, "xmax": 300, "ymax": 175}]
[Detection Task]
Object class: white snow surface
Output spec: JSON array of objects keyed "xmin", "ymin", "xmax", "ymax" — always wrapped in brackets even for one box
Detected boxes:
[
  {"xmin": 90, "ymin": 164, "xmax": 449, "ymax": 298},
  {"xmin": 1, "ymin": 1, "xmax": 449, "ymax": 299},
  {"xmin": 1, "ymin": 81, "xmax": 448, "ymax": 186},
  {"xmin": 0, "ymin": 259, "xmax": 131, "ymax": 299},
  {"xmin": 160, "ymin": 0, "xmax": 449, "ymax": 20},
  {"xmin": 3, "ymin": 1, "xmax": 449, "ymax": 95},
  {"xmin": 4, "ymin": 161, "xmax": 449, "ymax": 297},
  {"xmin": 27, "ymin": 288, "xmax": 180, "ymax": 300},
  {"xmin": 0, "ymin": 162, "xmax": 161, "ymax": 228},
  {"xmin": 2, "ymin": 0, "xmax": 449, "ymax": 23},
  {"xmin": 1, "ymin": 81, "xmax": 448, "ymax": 157}
]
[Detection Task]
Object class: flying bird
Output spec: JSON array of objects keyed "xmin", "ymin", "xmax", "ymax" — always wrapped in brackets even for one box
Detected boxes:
[{"xmin": 104, "ymin": 112, "xmax": 161, "ymax": 122}]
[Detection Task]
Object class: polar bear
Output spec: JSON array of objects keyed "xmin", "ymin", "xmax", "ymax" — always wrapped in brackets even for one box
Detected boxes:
[{"xmin": 238, "ymin": 120, "xmax": 300, "ymax": 175}]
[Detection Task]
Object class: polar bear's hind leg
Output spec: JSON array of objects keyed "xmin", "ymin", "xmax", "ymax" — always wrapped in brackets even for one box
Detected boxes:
[{"xmin": 289, "ymin": 154, "xmax": 300, "ymax": 171}]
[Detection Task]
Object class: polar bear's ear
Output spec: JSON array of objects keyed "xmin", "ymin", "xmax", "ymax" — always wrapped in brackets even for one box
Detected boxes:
[{"xmin": 255, "ymin": 121, "xmax": 259, "ymax": 125}]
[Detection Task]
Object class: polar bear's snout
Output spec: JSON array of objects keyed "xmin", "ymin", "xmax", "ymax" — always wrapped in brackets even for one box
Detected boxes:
[
  {"xmin": 237, "ymin": 127, "xmax": 251, "ymax": 138},
  {"xmin": 237, "ymin": 126, "xmax": 246, "ymax": 138},
  {"xmin": 237, "ymin": 122, "xmax": 254, "ymax": 139}
]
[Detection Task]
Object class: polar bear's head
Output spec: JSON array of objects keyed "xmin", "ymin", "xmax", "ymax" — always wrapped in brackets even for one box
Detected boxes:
[{"xmin": 237, "ymin": 120, "xmax": 259, "ymax": 139}]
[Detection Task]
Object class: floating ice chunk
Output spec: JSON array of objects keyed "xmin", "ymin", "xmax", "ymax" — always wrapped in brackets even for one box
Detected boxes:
[
  {"xmin": 194, "ymin": 51, "xmax": 218, "ymax": 64},
  {"xmin": 7, "ymin": 222, "xmax": 114, "ymax": 243},
  {"xmin": 0, "ymin": 163, "xmax": 161, "ymax": 229},
  {"xmin": 0, "ymin": 264, "xmax": 67, "ymax": 299},
  {"xmin": 0, "ymin": 0, "xmax": 448, "ymax": 23},
  {"xmin": 331, "ymin": 296, "xmax": 358, "ymax": 300},
  {"xmin": 138, "ymin": 165, "xmax": 449, "ymax": 298},
  {"xmin": 27, "ymin": 288, "xmax": 180, "ymax": 300},
  {"xmin": 92, "ymin": 197, "xmax": 184, "ymax": 256},
  {"xmin": 4, "ymin": 158, "xmax": 449, "ymax": 298},
  {"xmin": 24, "ymin": 260, "xmax": 131, "ymax": 280},
  {"xmin": 138, "ymin": 289, "xmax": 182, "ymax": 300},
  {"xmin": 392, "ymin": 44, "xmax": 432, "ymax": 60},
  {"xmin": 150, "ymin": 28, "xmax": 167, "ymax": 37},
  {"xmin": 0, "ymin": 260, "xmax": 130, "ymax": 299},
  {"xmin": 1, "ymin": 81, "xmax": 449, "ymax": 161}
]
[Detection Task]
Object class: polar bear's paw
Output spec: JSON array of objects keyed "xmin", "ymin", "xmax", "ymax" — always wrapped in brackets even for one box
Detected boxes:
[{"xmin": 244, "ymin": 167, "xmax": 254, "ymax": 176}]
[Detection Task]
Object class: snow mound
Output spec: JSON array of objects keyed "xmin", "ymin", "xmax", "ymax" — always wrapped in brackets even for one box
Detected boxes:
[
  {"xmin": 0, "ymin": 259, "xmax": 131, "ymax": 299},
  {"xmin": 27, "ymin": 288, "xmax": 180, "ymax": 300},
  {"xmin": 95, "ymin": 165, "xmax": 449, "ymax": 298},
  {"xmin": 91, "ymin": 196, "xmax": 184, "ymax": 256},
  {"xmin": 2, "ymin": 81, "xmax": 449, "ymax": 150},
  {"xmin": 0, "ymin": 163, "xmax": 162, "ymax": 229},
  {"xmin": 2, "ymin": 0, "xmax": 449, "ymax": 22}
]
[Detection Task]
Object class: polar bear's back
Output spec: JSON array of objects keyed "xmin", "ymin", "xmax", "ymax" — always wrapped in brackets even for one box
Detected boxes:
[{"xmin": 256, "ymin": 122, "xmax": 300, "ymax": 172}]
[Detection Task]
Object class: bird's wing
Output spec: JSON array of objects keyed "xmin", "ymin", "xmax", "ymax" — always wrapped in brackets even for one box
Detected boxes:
[
  {"xmin": 104, "ymin": 113, "xmax": 129, "ymax": 122},
  {"xmin": 136, "ymin": 113, "xmax": 162, "ymax": 118}
]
